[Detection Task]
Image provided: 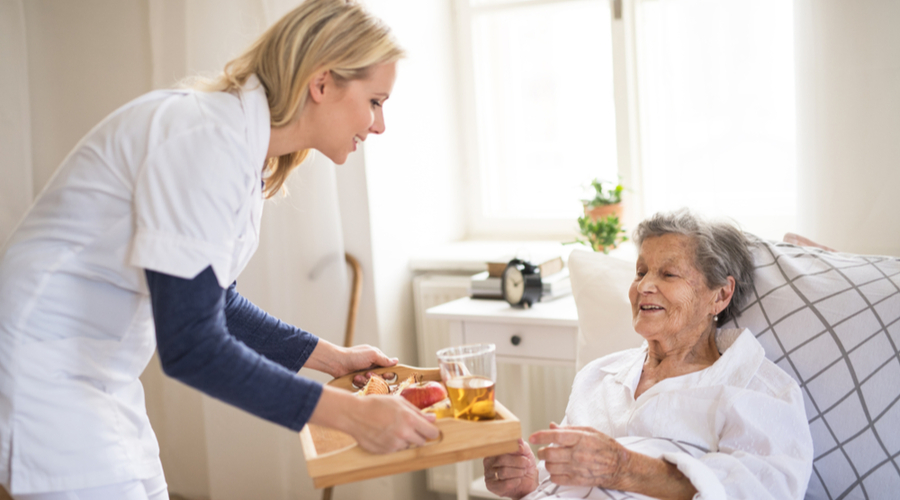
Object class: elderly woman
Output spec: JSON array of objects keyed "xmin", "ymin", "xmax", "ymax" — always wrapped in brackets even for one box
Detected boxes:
[{"xmin": 484, "ymin": 210, "xmax": 814, "ymax": 500}]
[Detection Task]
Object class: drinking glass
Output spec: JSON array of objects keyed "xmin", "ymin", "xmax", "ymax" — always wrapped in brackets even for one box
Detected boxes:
[{"xmin": 436, "ymin": 344, "xmax": 497, "ymax": 421}]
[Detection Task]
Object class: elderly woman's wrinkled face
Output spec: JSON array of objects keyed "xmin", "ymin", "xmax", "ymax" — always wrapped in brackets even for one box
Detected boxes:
[{"xmin": 629, "ymin": 234, "xmax": 719, "ymax": 342}]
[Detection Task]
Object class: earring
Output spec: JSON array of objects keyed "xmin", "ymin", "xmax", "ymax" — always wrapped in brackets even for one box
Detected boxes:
[{"xmin": 713, "ymin": 315, "xmax": 718, "ymax": 322}]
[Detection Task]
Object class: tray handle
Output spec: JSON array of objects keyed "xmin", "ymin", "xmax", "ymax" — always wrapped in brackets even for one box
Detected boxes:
[{"xmin": 330, "ymin": 364, "xmax": 441, "ymax": 391}]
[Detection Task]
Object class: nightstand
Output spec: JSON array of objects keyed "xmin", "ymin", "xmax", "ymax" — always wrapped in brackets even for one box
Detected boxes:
[{"xmin": 426, "ymin": 295, "xmax": 579, "ymax": 500}]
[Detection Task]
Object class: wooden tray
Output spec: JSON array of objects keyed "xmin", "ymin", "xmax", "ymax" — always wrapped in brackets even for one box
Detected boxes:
[{"xmin": 299, "ymin": 364, "xmax": 521, "ymax": 488}]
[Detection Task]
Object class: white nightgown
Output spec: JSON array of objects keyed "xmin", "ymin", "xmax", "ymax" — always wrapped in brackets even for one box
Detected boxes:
[{"xmin": 524, "ymin": 328, "xmax": 813, "ymax": 500}]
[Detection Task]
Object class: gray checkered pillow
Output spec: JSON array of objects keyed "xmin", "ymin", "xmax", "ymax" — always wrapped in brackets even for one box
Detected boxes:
[{"xmin": 722, "ymin": 239, "xmax": 900, "ymax": 500}]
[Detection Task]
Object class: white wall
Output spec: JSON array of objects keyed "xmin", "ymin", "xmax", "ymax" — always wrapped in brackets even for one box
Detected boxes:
[
  {"xmin": 0, "ymin": 0, "xmax": 33, "ymax": 243},
  {"xmin": 22, "ymin": 0, "xmax": 153, "ymax": 194},
  {"xmin": 794, "ymin": 0, "xmax": 900, "ymax": 256}
]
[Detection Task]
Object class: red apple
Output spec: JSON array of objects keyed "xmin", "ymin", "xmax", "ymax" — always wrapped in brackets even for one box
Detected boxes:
[{"xmin": 400, "ymin": 381, "xmax": 448, "ymax": 410}]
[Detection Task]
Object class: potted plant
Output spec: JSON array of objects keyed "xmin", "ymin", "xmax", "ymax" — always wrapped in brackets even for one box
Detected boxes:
[
  {"xmin": 575, "ymin": 214, "xmax": 628, "ymax": 254},
  {"xmin": 582, "ymin": 178, "xmax": 623, "ymax": 220},
  {"xmin": 576, "ymin": 179, "xmax": 628, "ymax": 253}
]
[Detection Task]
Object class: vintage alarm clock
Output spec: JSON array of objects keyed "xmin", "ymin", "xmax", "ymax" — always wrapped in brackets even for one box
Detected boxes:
[{"xmin": 501, "ymin": 259, "xmax": 542, "ymax": 308}]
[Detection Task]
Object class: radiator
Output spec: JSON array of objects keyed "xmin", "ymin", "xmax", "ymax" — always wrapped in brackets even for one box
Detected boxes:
[{"xmin": 412, "ymin": 273, "xmax": 472, "ymax": 366}]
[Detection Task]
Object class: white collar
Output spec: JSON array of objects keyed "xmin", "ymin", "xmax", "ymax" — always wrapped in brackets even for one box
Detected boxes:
[
  {"xmin": 608, "ymin": 328, "xmax": 765, "ymax": 392},
  {"xmin": 237, "ymin": 74, "xmax": 272, "ymax": 176}
]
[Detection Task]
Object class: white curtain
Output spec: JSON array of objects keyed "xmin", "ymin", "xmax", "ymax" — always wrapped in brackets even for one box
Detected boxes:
[
  {"xmin": 0, "ymin": 0, "xmax": 33, "ymax": 245},
  {"xmin": 142, "ymin": 2, "xmax": 358, "ymax": 499}
]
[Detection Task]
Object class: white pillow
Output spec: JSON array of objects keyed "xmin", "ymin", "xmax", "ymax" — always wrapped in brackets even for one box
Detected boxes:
[
  {"xmin": 720, "ymin": 238, "xmax": 900, "ymax": 500},
  {"xmin": 568, "ymin": 249, "xmax": 643, "ymax": 371}
]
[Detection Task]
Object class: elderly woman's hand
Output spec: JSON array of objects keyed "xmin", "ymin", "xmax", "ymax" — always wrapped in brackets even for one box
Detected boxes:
[
  {"xmin": 531, "ymin": 423, "xmax": 698, "ymax": 500},
  {"xmin": 530, "ymin": 423, "xmax": 629, "ymax": 490},
  {"xmin": 483, "ymin": 438, "xmax": 540, "ymax": 499}
]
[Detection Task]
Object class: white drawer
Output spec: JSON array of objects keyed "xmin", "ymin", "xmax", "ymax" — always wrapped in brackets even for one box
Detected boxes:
[{"xmin": 461, "ymin": 322, "xmax": 577, "ymax": 362}]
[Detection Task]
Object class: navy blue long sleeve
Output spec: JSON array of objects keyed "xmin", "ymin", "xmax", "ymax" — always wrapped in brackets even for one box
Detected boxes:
[
  {"xmin": 145, "ymin": 266, "xmax": 323, "ymax": 431},
  {"xmin": 223, "ymin": 280, "xmax": 319, "ymax": 372}
]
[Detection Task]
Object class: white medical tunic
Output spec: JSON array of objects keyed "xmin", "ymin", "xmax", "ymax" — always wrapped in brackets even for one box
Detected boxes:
[
  {"xmin": 525, "ymin": 328, "xmax": 814, "ymax": 500},
  {"xmin": 0, "ymin": 75, "xmax": 270, "ymax": 494}
]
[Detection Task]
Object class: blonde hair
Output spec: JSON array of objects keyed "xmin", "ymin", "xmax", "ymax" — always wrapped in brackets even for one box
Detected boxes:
[{"xmin": 194, "ymin": 0, "xmax": 404, "ymax": 198}]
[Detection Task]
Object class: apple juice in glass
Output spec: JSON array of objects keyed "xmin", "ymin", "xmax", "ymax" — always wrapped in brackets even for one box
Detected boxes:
[{"xmin": 436, "ymin": 344, "xmax": 497, "ymax": 421}]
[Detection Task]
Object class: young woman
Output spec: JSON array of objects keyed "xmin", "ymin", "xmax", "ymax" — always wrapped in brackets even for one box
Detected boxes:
[{"xmin": 0, "ymin": 1, "xmax": 438, "ymax": 498}]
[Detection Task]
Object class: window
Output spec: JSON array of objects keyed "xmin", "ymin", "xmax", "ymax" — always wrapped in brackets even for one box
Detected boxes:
[
  {"xmin": 456, "ymin": 0, "xmax": 619, "ymax": 237},
  {"xmin": 456, "ymin": 0, "xmax": 797, "ymax": 241}
]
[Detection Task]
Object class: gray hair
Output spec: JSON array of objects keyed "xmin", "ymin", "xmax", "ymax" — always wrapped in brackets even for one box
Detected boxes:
[{"xmin": 633, "ymin": 208, "xmax": 756, "ymax": 327}]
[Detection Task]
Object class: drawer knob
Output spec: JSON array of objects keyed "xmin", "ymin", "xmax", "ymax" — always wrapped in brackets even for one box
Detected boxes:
[{"xmin": 510, "ymin": 335, "xmax": 521, "ymax": 346}]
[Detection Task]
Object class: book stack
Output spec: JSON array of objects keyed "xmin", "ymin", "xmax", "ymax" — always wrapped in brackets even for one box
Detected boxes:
[
  {"xmin": 469, "ymin": 257, "xmax": 572, "ymax": 301},
  {"xmin": 485, "ymin": 255, "xmax": 564, "ymax": 279}
]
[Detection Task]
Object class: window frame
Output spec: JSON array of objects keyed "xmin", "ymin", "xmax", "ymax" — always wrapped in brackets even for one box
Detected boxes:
[{"xmin": 453, "ymin": 0, "xmax": 644, "ymax": 239}]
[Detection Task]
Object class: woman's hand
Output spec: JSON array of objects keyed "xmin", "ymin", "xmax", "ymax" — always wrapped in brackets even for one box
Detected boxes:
[
  {"xmin": 309, "ymin": 385, "xmax": 440, "ymax": 454},
  {"xmin": 305, "ymin": 340, "xmax": 397, "ymax": 378},
  {"xmin": 332, "ymin": 344, "xmax": 397, "ymax": 377},
  {"xmin": 530, "ymin": 423, "xmax": 697, "ymax": 500},
  {"xmin": 530, "ymin": 423, "xmax": 629, "ymax": 490},
  {"xmin": 351, "ymin": 394, "xmax": 440, "ymax": 453},
  {"xmin": 483, "ymin": 438, "xmax": 540, "ymax": 499}
]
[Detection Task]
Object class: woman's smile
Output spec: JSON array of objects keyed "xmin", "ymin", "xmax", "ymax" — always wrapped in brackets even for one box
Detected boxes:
[
  {"xmin": 637, "ymin": 303, "xmax": 665, "ymax": 314},
  {"xmin": 628, "ymin": 233, "xmax": 719, "ymax": 342}
]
